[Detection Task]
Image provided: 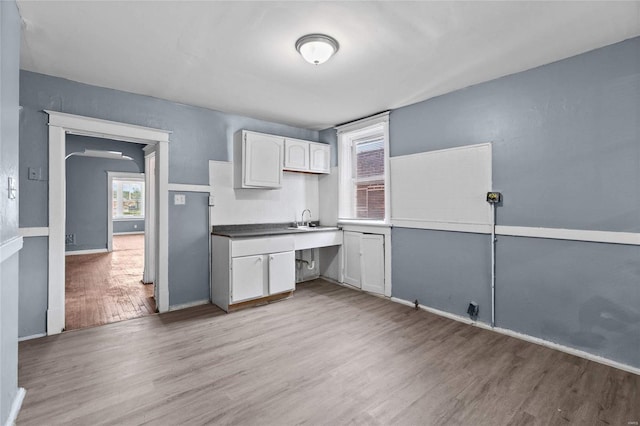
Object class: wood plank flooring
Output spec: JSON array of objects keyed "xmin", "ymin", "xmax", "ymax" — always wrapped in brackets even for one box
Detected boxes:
[
  {"xmin": 65, "ymin": 234, "xmax": 155, "ymax": 331},
  {"xmin": 18, "ymin": 279, "xmax": 639, "ymax": 425}
]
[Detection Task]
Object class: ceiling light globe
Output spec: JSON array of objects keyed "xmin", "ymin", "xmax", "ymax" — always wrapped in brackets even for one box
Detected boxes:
[{"xmin": 296, "ymin": 34, "xmax": 339, "ymax": 65}]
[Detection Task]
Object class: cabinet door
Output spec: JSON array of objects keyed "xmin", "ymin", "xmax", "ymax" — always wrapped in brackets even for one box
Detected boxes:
[
  {"xmin": 231, "ymin": 255, "xmax": 265, "ymax": 302},
  {"xmin": 361, "ymin": 234, "xmax": 384, "ymax": 295},
  {"xmin": 244, "ymin": 132, "xmax": 283, "ymax": 188},
  {"xmin": 309, "ymin": 143, "xmax": 330, "ymax": 173},
  {"xmin": 343, "ymin": 231, "xmax": 362, "ymax": 288},
  {"xmin": 268, "ymin": 251, "xmax": 295, "ymax": 294},
  {"xmin": 284, "ymin": 139, "xmax": 310, "ymax": 171}
]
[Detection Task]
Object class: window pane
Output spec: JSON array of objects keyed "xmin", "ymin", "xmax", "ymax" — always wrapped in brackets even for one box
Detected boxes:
[
  {"xmin": 354, "ymin": 137, "xmax": 384, "ymax": 219},
  {"xmin": 355, "ymin": 138, "xmax": 384, "ymax": 179},
  {"xmin": 113, "ymin": 179, "xmax": 144, "ymax": 218},
  {"xmin": 355, "ymin": 181, "xmax": 385, "ymax": 220}
]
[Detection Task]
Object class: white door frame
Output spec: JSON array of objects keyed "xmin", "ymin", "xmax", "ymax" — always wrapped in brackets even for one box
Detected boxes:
[
  {"xmin": 46, "ymin": 110, "xmax": 171, "ymax": 334},
  {"xmin": 143, "ymin": 145, "xmax": 156, "ymax": 285},
  {"xmin": 107, "ymin": 171, "xmax": 145, "ymax": 252}
]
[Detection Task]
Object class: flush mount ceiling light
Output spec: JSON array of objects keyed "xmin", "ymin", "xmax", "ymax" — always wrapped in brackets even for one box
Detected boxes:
[{"xmin": 295, "ymin": 34, "xmax": 339, "ymax": 65}]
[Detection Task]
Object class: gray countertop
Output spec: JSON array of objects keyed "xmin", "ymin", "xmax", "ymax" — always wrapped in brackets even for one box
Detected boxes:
[{"xmin": 212, "ymin": 222, "xmax": 341, "ymax": 238}]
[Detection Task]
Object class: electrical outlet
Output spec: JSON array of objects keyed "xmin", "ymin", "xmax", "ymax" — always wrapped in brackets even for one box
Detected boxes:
[
  {"xmin": 174, "ymin": 194, "xmax": 186, "ymax": 205},
  {"xmin": 467, "ymin": 301, "xmax": 479, "ymax": 319},
  {"xmin": 65, "ymin": 234, "xmax": 75, "ymax": 245},
  {"xmin": 28, "ymin": 167, "xmax": 41, "ymax": 181},
  {"xmin": 486, "ymin": 192, "xmax": 502, "ymax": 204}
]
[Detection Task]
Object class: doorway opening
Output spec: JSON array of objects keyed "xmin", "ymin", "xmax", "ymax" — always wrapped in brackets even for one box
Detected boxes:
[
  {"xmin": 46, "ymin": 111, "xmax": 170, "ymax": 335},
  {"xmin": 63, "ymin": 136, "xmax": 156, "ymax": 330}
]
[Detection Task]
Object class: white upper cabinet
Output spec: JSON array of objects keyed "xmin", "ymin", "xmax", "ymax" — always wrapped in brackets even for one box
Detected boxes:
[
  {"xmin": 284, "ymin": 139, "xmax": 310, "ymax": 171},
  {"xmin": 234, "ymin": 130, "xmax": 283, "ymax": 189},
  {"xmin": 309, "ymin": 143, "xmax": 330, "ymax": 173},
  {"xmin": 284, "ymin": 138, "xmax": 330, "ymax": 174}
]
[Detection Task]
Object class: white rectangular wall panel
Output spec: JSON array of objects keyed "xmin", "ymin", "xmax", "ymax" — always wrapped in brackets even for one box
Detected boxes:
[{"xmin": 390, "ymin": 143, "xmax": 492, "ymax": 228}]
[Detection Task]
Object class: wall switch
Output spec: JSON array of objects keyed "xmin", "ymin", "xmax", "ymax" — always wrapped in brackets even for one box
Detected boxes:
[
  {"xmin": 208, "ymin": 196, "xmax": 215, "ymax": 206},
  {"xmin": 7, "ymin": 177, "xmax": 17, "ymax": 199},
  {"xmin": 28, "ymin": 167, "xmax": 41, "ymax": 181},
  {"xmin": 174, "ymin": 194, "xmax": 186, "ymax": 205}
]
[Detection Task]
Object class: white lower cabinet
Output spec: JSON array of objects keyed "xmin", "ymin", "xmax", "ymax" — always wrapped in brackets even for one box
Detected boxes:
[
  {"xmin": 343, "ymin": 231, "xmax": 362, "ymax": 288},
  {"xmin": 231, "ymin": 255, "xmax": 265, "ymax": 303},
  {"xmin": 268, "ymin": 251, "xmax": 296, "ymax": 294},
  {"xmin": 212, "ymin": 235, "xmax": 296, "ymax": 311},
  {"xmin": 361, "ymin": 234, "xmax": 385, "ymax": 294},
  {"xmin": 231, "ymin": 251, "xmax": 295, "ymax": 303},
  {"xmin": 211, "ymin": 232, "xmax": 343, "ymax": 312},
  {"xmin": 343, "ymin": 231, "xmax": 384, "ymax": 295}
]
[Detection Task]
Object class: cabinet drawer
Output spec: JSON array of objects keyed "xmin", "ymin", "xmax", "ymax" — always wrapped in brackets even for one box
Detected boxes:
[{"xmin": 231, "ymin": 236, "xmax": 295, "ymax": 257}]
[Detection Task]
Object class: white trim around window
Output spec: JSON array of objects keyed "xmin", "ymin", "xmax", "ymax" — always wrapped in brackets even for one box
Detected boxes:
[
  {"xmin": 107, "ymin": 172, "xmax": 145, "ymax": 252},
  {"xmin": 336, "ymin": 111, "xmax": 390, "ymax": 224}
]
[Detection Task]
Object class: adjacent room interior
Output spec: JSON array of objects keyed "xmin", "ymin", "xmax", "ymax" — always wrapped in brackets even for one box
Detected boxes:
[
  {"xmin": 63, "ymin": 136, "xmax": 154, "ymax": 330},
  {"xmin": 1, "ymin": 1, "xmax": 638, "ymax": 425}
]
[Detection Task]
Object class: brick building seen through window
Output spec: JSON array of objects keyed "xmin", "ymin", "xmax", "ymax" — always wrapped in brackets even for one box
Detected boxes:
[{"xmin": 355, "ymin": 139, "xmax": 384, "ymax": 220}]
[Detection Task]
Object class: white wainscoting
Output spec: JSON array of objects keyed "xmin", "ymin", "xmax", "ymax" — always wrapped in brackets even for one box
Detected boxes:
[
  {"xmin": 18, "ymin": 227, "xmax": 49, "ymax": 238},
  {"xmin": 0, "ymin": 236, "xmax": 23, "ymax": 263}
]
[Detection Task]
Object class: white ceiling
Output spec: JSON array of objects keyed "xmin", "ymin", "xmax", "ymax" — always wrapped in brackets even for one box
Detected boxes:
[{"xmin": 17, "ymin": 1, "xmax": 640, "ymax": 130}]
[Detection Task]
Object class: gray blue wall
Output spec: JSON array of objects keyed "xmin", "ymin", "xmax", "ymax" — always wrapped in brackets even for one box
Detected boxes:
[
  {"xmin": 19, "ymin": 70, "xmax": 321, "ymax": 334},
  {"xmin": 0, "ymin": 0, "xmax": 21, "ymax": 423},
  {"xmin": 168, "ymin": 192, "xmax": 210, "ymax": 306},
  {"xmin": 18, "ymin": 237, "xmax": 48, "ymax": 338},
  {"xmin": 319, "ymin": 127, "xmax": 338, "ymax": 167},
  {"xmin": 390, "ymin": 37, "xmax": 640, "ymax": 368},
  {"xmin": 113, "ymin": 220, "xmax": 144, "ymax": 234},
  {"xmin": 65, "ymin": 135, "xmax": 144, "ymax": 252}
]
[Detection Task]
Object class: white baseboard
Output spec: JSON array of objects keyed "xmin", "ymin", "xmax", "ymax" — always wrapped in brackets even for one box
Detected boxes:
[
  {"xmin": 390, "ymin": 297, "xmax": 640, "ymax": 376},
  {"xmin": 168, "ymin": 299, "xmax": 210, "ymax": 312},
  {"xmin": 65, "ymin": 248, "xmax": 108, "ymax": 256},
  {"xmin": 4, "ymin": 387, "xmax": 26, "ymax": 426},
  {"xmin": 18, "ymin": 333, "xmax": 47, "ymax": 342},
  {"xmin": 113, "ymin": 231, "xmax": 144, "ymax": 235}
]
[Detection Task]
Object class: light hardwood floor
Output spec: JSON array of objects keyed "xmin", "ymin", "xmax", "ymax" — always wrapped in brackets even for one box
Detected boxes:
[
  {"xmin": 65, "ymin": 234, "xmax": 155, "ymax": 331},
  {"xmin": 18, "ymin": 279, "xmax": 639, "ymax": 425}
]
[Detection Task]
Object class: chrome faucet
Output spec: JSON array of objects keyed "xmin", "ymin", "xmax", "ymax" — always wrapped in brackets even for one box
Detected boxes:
[{"xmin": 301, "ymin": 209, "xmax": 312, "ymax": 227}]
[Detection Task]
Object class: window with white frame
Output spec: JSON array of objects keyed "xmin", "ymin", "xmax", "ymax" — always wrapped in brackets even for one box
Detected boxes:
[
  {"xmin": 112, "ymin": 178, "xmax": 144, "ymax": 219},
  {"xmin": 337, "ymin": 112, "xmax": 390, "ymax": 222}
]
